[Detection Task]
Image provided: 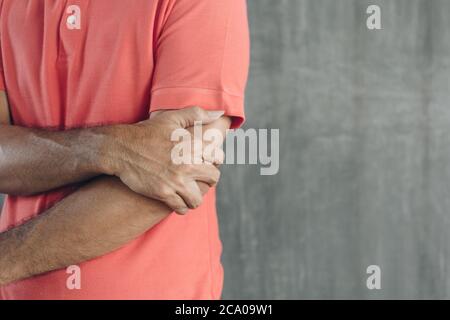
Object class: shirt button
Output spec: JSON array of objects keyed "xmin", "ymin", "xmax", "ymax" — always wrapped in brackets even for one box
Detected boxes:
[{"xmin": 67, "ymin": 15, "xmax": 77, "ymax": 26}]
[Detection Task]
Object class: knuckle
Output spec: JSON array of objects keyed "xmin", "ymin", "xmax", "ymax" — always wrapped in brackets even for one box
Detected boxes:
[
  {"xmin": 192, "ymin": 106, "xmax": 204, "ymax": 119},
  {"xmin": 174, "ymin": 174, "xmax": 186, "ymax": 188},
  {"xmin": 191, "ymin": 106, "xmax": 201, "ymax": 113},
  {"xmin": 158, "ymin": 185, "xmax": 173, "ymax": 199}
]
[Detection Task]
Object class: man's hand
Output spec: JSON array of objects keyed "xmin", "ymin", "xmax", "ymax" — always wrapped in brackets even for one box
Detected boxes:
[{"xmin": 101, "ymin": 107, "xmax": 224, "ymax": 214}]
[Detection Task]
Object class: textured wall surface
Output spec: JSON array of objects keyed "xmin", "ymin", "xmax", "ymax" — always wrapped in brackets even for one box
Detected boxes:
[
  {"xmin": 218, "ymin": 0, "xmax": 450, "ymax": 299},
  {"xmin": 2, "ymin": 0, "xmax": 450, "ymax": 300}
]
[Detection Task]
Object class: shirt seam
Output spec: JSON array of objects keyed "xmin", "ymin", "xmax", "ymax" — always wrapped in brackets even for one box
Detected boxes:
[{"xmin": 151, "ymin": 86, "xmax": 244, "ymax": 98}]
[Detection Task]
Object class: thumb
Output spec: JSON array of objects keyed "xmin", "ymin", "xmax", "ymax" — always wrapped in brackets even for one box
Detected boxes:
[{"xmin": 169, "ymin": 106, "xmax": 224, "ymax": 128}]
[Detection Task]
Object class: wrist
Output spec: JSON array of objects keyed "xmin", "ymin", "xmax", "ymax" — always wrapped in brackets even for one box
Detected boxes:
[{"xmin": 89, "ymin": 124, "xmax": 127, "ymax": 177}]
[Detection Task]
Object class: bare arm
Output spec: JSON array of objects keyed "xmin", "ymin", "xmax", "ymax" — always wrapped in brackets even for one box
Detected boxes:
[
  {"xmin": 0, "ymin": 123, "xmax": 112, "ymax": 195},
  {"xmin": 0, "ymin": 175, "xmax": 169, "ymax": 285},
  {"xmin": 0, "ymin": 91, "xmax": 110, "ymax": 195},
  {"xmin": 0, "ymin": 91, "xmax": 11, "ymax": 124},
  {"xmin": 0, "ymin": 115, "xmax": 231, "ymax": 286}
]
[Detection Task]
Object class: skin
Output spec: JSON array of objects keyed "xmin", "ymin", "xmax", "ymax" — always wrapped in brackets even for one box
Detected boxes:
[
  {"xmin": 0, "ymin": 91, "xmax": 231, "ymax": 286},
  {"xmin": 0, "ymin": 105, "xmax": 225, "ymax": 213}
]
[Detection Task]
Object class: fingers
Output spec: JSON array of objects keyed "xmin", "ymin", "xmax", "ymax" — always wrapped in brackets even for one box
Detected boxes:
[
  {"xmin": 167, "ymin": 164, "xmax": 220, "ymax": 214},
  {"xmin": 159, "ymin": 189, "xmax": 189, "ymax": 215},
  {"xmin": 134, "ymin": 107, "xmax": 227, "ymax": 215},
  {"xmin": 167, "ymin": 106, "xmax": 224, "ymax": 128},
  {"xmin": 202, "ymin": 146, "xmax": 225, "ymax": 165},
  {"xmin": 176, "ymin": 180, "xmax": 203, "ymax": 211},
  {"xmin": 196, "ymin": 181, "xmax": 211, "ymax": 195},
  {"xmin": 190, "ymin": 138, "xmax": 224, "ymax": 165},
  {"xmin": 187, "ymin": 163, "xmax": 221, "ymax": 186}
]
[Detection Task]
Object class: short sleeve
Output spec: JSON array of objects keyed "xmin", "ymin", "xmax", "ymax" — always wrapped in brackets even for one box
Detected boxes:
[{"xmin": 150, "ymin": 0, "xmax": 250, "ymax": 129}]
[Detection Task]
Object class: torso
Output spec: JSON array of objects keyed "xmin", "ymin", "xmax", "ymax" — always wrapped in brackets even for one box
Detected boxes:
[{"xmin": 0, "ymin": 0, "xmax": 223, "ymax": 300}]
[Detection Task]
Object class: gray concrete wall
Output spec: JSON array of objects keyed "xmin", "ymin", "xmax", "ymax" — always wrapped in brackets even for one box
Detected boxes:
[
  {"xmin": 3, "ymin": 0, "xmax": 450, "ymax": 299},
  {"xmin": 218, "ymin": 0, "xmax": 450, "ymax": 299}
]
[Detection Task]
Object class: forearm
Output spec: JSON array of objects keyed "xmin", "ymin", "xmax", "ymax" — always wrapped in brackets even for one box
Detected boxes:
[
  {"xmin": 0, "ymin": 175, "xmax": 184, "ymax": 286},
  {"xmin": 0, "ymin": 115, "xmax": 229, "ymax": 285},
  {"xmin": 0, "ymin": 124, "xmax": 114, "ymax": 195}
]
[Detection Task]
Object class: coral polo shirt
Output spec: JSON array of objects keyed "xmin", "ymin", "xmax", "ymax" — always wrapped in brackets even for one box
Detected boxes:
[{"xmin": 0, "ymin": 0, "xmax": 249, "ymax": 299}]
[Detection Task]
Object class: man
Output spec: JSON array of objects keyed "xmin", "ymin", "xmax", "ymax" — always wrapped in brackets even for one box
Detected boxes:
[{"xmin": 0, "ymin": 0, "xmax": 249, "ymax": 299}]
